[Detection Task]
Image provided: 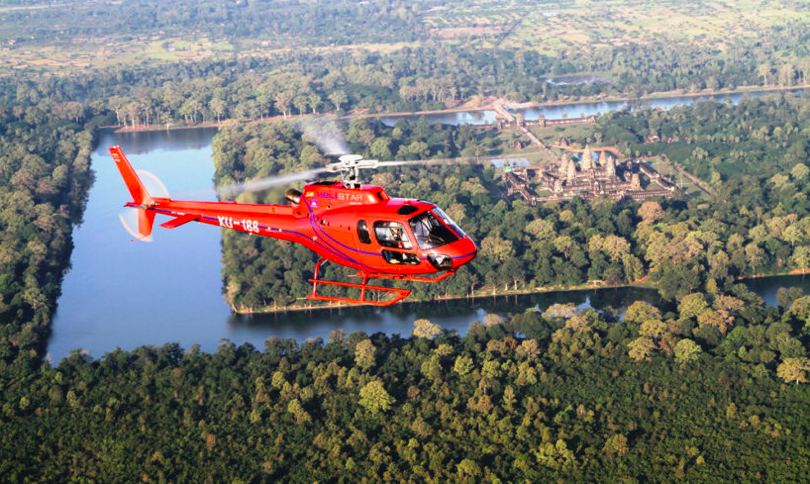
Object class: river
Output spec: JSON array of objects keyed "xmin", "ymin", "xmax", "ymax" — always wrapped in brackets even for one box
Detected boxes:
[
  {"xmin": 47, "ymin": 91, "xmax": 809, "ymax": 361},
  {"xmin": 377, "ymin": 88, "xmax": 806, "ymax": 126}
]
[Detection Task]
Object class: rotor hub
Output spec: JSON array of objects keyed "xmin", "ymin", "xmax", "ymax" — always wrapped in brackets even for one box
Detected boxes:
[{"xmin": 326, "ymin": 154, "xmax": 380, "ymax": 188}]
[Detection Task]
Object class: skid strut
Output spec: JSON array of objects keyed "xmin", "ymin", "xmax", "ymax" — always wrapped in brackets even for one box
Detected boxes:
[{"xmin": 307, "ymin": 258, "xmax": 411, "ymax": 307}]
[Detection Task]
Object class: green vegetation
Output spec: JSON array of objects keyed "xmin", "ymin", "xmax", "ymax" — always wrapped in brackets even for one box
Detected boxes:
[
  {"xmin": 2, "ymin": 291, "xmax": 810, "ymax": 480},
  {"xmin": 0, "ymin": 79, "xmax": 95, "ymax": 359}
]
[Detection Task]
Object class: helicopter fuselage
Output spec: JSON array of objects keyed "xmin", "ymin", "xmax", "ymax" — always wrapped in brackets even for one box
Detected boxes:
[
  {"xmin": 132, "ymin": 180, "xmax": 477, "ymax": 276},
  {"xmin": 112, "ymin": 145, "xmax": 476, "ymax": 305}
]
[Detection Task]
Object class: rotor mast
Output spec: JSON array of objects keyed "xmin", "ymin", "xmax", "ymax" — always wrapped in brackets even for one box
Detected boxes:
[{"xmin": 327, "ymin": 154, "xmax": 380, "ymax": 189}]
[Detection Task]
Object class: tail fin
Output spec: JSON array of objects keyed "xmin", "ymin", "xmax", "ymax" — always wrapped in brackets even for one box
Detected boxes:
[
  {"xmin": 110, "ymin": 145, "xmax": 154, "ymax": 206},
  {"xmin": 111, "ymin": 145, "xmax": 156, "ymax": 240}
]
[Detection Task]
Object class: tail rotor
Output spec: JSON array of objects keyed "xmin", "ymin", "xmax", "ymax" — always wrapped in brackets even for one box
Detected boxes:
[{"xmin": 117, "ymin": 169, "xmax": 170, "ymax": 242}]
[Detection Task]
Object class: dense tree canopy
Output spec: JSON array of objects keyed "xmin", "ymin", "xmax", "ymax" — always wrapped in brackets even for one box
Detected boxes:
[{"xmin": 2, "ymin": 287, "xmax": 810, "ymax": 481}]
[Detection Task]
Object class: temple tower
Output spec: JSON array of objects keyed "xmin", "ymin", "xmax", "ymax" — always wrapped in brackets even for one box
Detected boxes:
[
  {"xmin": 607, "ymin": 156, "xmax": 616, "ymax": 177},
  {"xmin": 581, "ymin": 146, "xmax": 592, "ymax": 171}
]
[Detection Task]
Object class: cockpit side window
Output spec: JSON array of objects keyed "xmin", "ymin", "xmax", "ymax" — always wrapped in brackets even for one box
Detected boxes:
[
  {"xmin": 373, "ymin": 221, "xmax": 412, "ymax": 249},
  {"xmin": 408, "ymin": 210, "xmax": 461, "ymax": 250},
  {"xmin": 357, "ymin": 220, "xmax": 371, "ymax": 244}
]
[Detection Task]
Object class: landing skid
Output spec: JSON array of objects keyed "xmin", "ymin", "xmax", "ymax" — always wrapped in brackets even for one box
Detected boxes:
[
  {"xmin": 306, "ymin": 258, "xmax": 455, "ymax": 306},
  {"xmin": 349, "ymin": 270, "xmax": 456, "ymax": 283}
]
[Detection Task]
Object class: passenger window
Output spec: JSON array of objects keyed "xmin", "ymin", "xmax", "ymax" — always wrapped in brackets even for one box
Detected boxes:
[
  {"xmin": 357, "ymin": 220, "xmax": 371, "ymax": 244},
  {"xmin": 382, "ymin": 250, "xmax": 419, "ymax": 265},
  {"xmin": 373, "ymin": 221, "xmax": 412, "ymax": 249}
]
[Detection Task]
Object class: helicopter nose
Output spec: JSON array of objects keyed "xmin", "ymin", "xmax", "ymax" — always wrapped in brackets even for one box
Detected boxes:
[{"xmin": 451, "ymin": 237, "xmax": 477, "ymax": 268}]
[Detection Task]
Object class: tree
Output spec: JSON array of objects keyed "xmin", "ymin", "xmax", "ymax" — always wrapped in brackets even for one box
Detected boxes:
[
  {"xmin": 698, "ymin": 309, "xmax": 731, "ymax": 334},
  {"xmin": 483, "ymin": 314, "xmax": 504, "ymax": 327},
  {"xmin": 516, "ymin": 339, "xmax": 540, "ymax": 359},
  {"xmin": 108, "ymin": 95, "xmax": 127, "ymax": 125},
  {"xmin": 306, "ymin": 92, "xmax": 321, "ymax": 114},
  {"xmin": 359, "ymin": 380, "xmax": 395, "ymax": 413},
  {"xmin": 628, "ymin": 336, "xmax": 656, "ymax": 361},
  {"xmin": 293, "ymin": 95, "xmax": 309, "ymax": 115},
  {"xmin": 453, "ymin": 355, "xmax": 474, "ymax": 376},
  {"xmin": 456, "ymin": 459, "xmax": 482, "ymax": 480},
  {"xmin": 370, "ymin": 137, "xmax": 393, "ymax": 160},
  {"xmin": 210, "ymin": 97, "xmax": 227, "ymax": 123},
  {"xmin": 553, "ymin": 235, "xmax": 576, "ymax": 259},
  {"xmin": 525, "ymin": 219, "xmax": 555, "ymax": 240},
  {"xmin": 791, "ymin": 163, "xmax": 809, "ymax": 180},
  {"xmin": 793, "ymin": 246, "xmax": 810, "ymax": 276},
  {"xmin": 355, "ymin": 339, "xmax": 376, "ymax": 370},
  {"xmin": 674, "ymin": 339, "xmax": 702, "ymax": 365},
  {"xmin": 601, "ymin": 235, "xmax": 631, "ymax": 262},
  {"xmin": 412, "ymin": 319, "xmax": 442, "ymax": 339},
  {"xmin": 287, "ymin": 398, "xmax": 312, "ymax": 424},
  {"xmin": 535, "ymin": 439, "xmax": 575, "ymax": 470},
  {"xmin": 783, "ymin": 225, "xmax": 804, "ymax": 248},
  {"xmin": 744, "ymin": 243, "xmax": 764, "ymax": 274},
  {"xmin": 678, "ymin": 293, "xmax": 709, "ymax": 321},
  {"xmin": 602, "ymin": 434, "xmax": 629, "ymax": 457},
  {"xmin": 274, "ymin": 91, "xmax": 294, "ymax": 119},
  {"xmin": 625, "ymin": 301, "xmax": 662, "ymax": 325},
  {"xmin": 638, "ymin": 201, "xmax": 664, "ymax": 224},
  {"xmin": 479, "ymin": 236, "xmax": 514, "ymax": 262},
  {"xmin": 328, "ymin": 90, "xmax": 348, "ymax": 113},
  {"xmin": 776, "ymin": 358, "xmax": 810, "ymax": 384}
]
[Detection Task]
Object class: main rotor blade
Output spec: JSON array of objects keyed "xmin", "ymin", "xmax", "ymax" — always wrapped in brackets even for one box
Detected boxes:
[
  {"xmin": 210, "ymin": 155, "xmax": 489, "ymax": 199},
  {"xmin": 216, "ymin": 168, "xmax": 331, "ymax": 198},
  {"xmin": 375, "ymin": 156, "xmax": 490, "ymax": 168}
]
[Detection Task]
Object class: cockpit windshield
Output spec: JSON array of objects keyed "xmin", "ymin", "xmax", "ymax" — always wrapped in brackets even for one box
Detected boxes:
[
  {"xmin": 432, "ymin": 207, "xmax": 466, "ymax": 238},
  {"xmin": 409, "ymin": 209, "xmax": 463, "ymax": 250}
]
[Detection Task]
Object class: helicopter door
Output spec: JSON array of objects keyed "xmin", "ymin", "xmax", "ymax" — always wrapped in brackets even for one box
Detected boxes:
[
  {"xmin": 354, "ymin": 219, "xmax": 373, "ymax": 258},
  {"xmin": 357, "ymin": 220, "xmax": 372, "ymax": 245}
]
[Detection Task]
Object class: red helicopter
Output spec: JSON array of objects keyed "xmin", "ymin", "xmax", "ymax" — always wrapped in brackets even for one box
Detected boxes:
[{"xmin": 110, "ymin": 146, "xmax": 477, "ymax": 306}]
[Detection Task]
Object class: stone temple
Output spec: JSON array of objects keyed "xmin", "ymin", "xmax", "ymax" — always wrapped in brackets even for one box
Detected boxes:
[{"xmin": 504, "ymin": 144, "xmax": 678, "ymax": 204}]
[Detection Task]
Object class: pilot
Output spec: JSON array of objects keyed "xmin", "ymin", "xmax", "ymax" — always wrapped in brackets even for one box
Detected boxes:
[{"xmin": 390, "ymin": 225, "xmax": 404, "ymax": 248}]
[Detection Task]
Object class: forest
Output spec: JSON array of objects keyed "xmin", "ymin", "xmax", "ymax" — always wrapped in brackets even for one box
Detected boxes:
[
  {"xmin": 31, "ymin": 22, "xmax": 808, "ymax": 132},
  {"xmin": 1, "ymin": 287, "xmax": 809, "ymax": 481},
  {"xmin": 212, "ymin": 93, "xmax": 810, "ymax": 311},
  {"xmin": 0, "ymin": 80, "xmax": 95, "ymax": 361}
]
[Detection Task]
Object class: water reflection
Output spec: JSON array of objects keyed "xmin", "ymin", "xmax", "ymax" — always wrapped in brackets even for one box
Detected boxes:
[
  {"xmin": 109, "ymin": 127, "xmax": 220, "ymax": 155},
  {"xmin": 219, "ymin": 286, "xmax": 669, "ymax": 345},
  {"xmin": 378, "ymin": 109, "xmax": 498, "ymax": 127}
]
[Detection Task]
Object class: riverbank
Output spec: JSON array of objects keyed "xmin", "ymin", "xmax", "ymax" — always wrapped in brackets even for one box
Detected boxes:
[
  {"xmin": 108, "ymin": 84, "xmax": 809, "ymax": 134},
  {"xmin": 231, "ymin": 278, "xmax": 659, "ymax": 314},
  {"xmin": 231, "ymin": 267, "xmax": 810, "ymax": 315}
]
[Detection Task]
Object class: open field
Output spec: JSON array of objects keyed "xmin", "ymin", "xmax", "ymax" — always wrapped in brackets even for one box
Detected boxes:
[
  {"xmin": 0, "ymin": 35, "xmax": 420, "ymax": 75},
  {"xmin": 529, "ymin": 123, "xmax": 598, "ymax": 146},
  {"xmin": 418, "ymin": 0, "xmax": 810, "ymax": 55},
  {"xmin": 648, "ymin": 157, "xmax": 706, "ymax": 197},
  {"xmin": 2, "ymin": 0, "xmax": 809, "ymax": 75}
]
